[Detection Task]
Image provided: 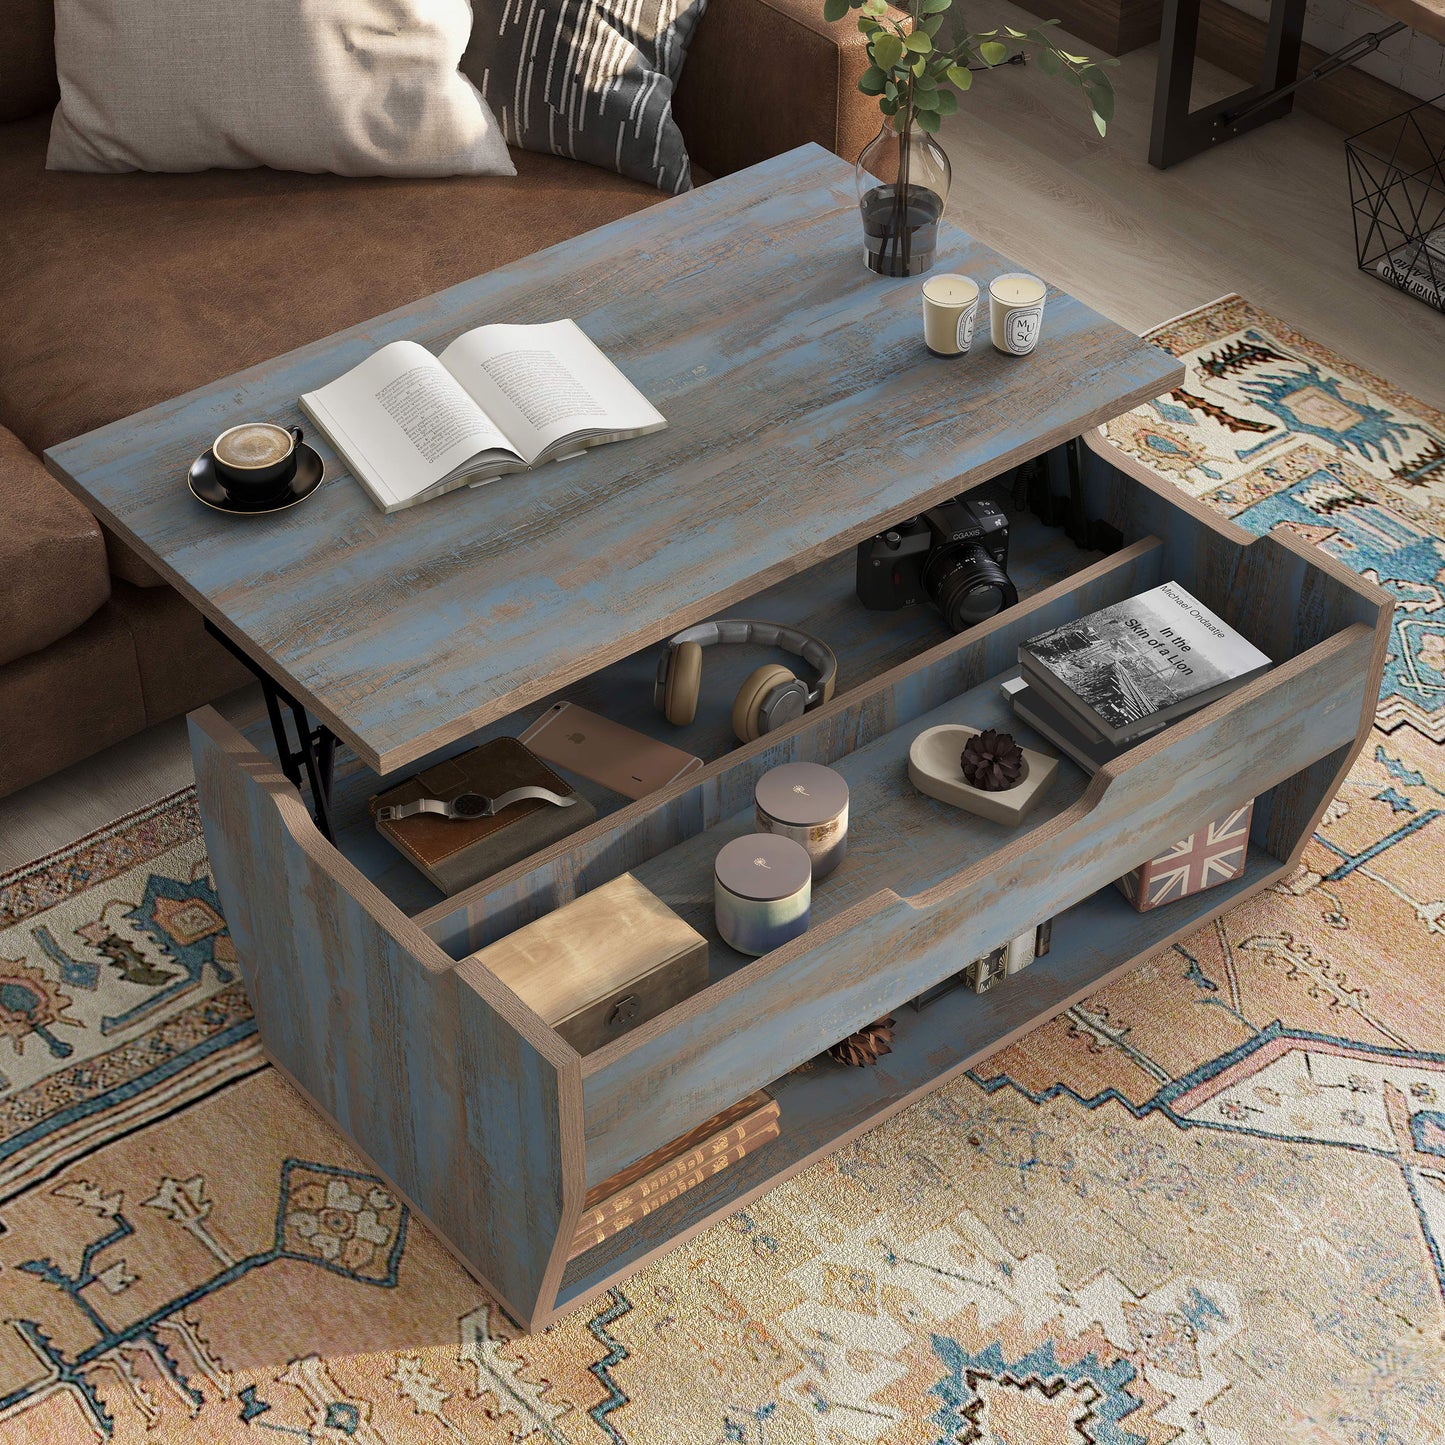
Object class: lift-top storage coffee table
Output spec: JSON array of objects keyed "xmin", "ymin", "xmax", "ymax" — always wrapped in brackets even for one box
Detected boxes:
[{"xmin": 47, "ymin": 147, "xmax": 1390, "ymax": 1329}]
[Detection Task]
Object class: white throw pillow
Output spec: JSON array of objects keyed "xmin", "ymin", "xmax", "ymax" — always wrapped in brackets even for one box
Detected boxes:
[{"xmin": 47, "ymin": 0, "xmax": 516, "ymax": 177}]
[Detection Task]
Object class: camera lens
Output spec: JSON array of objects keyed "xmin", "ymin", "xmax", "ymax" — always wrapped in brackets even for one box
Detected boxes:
[{"xmin": 921, "ymin": 542, "xmax": 1018, "ymax": 633}]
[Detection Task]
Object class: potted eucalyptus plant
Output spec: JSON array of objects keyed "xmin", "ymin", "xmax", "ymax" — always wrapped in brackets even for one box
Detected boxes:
[{"xmin": 826, "ymin": 0, "xmax": 1116, "ymax": 275}]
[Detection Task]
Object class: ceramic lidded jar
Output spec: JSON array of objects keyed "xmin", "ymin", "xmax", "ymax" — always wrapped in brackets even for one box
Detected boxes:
[
  {"xmin": 714, "ymin": 834, "xmax": 812, "ymax": 957},
  {"xmin": 753, "ymin": 762, "xmax": 849, "ymax": 880}
]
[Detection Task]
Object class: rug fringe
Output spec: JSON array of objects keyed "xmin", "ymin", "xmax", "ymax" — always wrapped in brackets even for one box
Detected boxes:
[
  {"xmin": 1142, "ymin": 292, "xmax": 1244, "ymax": 342},
  {"xmin": 0, "ymin": 784, "xmax": 199, "ymax": 890}
]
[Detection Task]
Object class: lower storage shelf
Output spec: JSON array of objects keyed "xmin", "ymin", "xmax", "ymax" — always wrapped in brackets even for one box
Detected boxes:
[{"xmin": 557, "ymin": 845, "xmax": 1283, "ymax": 1305}]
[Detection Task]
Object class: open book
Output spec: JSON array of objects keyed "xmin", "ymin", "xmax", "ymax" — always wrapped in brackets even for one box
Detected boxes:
[{"xmin": 299, "ymin": 320, "xmax": 666, "ymax": 513}]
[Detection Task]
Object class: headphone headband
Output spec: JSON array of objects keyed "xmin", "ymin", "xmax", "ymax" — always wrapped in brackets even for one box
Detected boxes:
[{"xmin": 654, "ymin": 618, "xmax": 837, "ymax": 710}]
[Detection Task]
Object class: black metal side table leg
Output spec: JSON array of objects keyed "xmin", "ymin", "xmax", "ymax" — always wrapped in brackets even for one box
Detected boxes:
[
  {"xmin": 205, "ymin": 620, "xmax": 341, "ymax": 842},
  {"xmin": 1150, "ymin": 0, "xmax": 1306, "ymax": 168}
]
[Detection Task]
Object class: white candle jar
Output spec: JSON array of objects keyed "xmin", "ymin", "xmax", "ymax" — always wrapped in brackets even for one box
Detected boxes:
[
  {"xmin": 989, "ymin": 273, "xmax": 1047, "ymax": 356},
  {"xmin": 920, "ymin": 273, "xmax": 980, "ymax": 358}
]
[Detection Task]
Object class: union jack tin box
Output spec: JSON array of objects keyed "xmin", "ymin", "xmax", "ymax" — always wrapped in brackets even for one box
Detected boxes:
[{"xmin": 1115, "ymin": 801, "xmax": 1253, "ymax": 912}]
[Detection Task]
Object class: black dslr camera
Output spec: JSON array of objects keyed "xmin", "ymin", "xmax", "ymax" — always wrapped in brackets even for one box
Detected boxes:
[{"xmin": 855, "ymin": 496, "xmax": 1017, "ymax": 634}]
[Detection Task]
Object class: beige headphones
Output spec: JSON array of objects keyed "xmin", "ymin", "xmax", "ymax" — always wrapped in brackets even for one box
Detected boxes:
[{"xmin": 654, "ymin": 619, "xmax": 838, "ymax": 743}]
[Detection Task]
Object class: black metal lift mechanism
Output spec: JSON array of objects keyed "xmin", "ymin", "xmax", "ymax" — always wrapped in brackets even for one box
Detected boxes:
[
  {"xmin": 204, "ymin": 620, "xmax": 340, "ymax": 842},
  {"xmin": 1150, "ymin": 0, "xmax": 1406, "ymax": 169}
]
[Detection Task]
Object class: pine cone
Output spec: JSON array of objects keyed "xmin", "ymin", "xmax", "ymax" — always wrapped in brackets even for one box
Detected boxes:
[
  {"xmin": 828, "ymin": 1016, "xmax": 896, "ymax": 1067},
  {"xmin": 960, "ymin": 729, "xmax": 1024, "ymax": 792}
]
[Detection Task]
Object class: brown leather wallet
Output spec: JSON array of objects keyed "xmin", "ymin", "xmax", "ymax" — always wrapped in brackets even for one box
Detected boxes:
[{"xmin": 369, "ymin": 738, "xmax": 596, "ymax": 895}]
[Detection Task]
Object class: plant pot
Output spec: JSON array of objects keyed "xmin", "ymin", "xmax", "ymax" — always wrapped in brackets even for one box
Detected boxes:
[{"xmin": 855, "ymin": 120, "xmax": 952, "ymax": 278}]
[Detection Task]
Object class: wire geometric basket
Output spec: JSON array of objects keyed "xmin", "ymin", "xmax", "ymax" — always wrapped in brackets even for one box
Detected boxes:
[{"xmin": 1346, "ymin": 93, "xmax": 1445, "ymax": 314}]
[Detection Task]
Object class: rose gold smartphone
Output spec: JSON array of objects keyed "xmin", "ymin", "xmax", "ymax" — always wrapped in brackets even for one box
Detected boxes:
[{"xmin": 520, "ymin": 702, "xmax": 703, "ymax": 800}]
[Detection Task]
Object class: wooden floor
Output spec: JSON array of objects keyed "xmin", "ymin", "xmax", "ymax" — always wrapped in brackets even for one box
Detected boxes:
[{"xmin": 2, "ymin": 9, "xmax": 1441, "ymax": 872}]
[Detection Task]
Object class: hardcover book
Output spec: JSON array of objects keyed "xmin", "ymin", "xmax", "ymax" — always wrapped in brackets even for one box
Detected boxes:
[
  {"xmin": 568, "ymin": 1091, "xmax": 780, "ymax": 1258},
  {"xmin": 1003, "ymin": 675, "xmax": 1121, "ymax": 774},
  {"xmin": 1019, "ymin": 582, "xmax": 1271, "ymax": 744},
  {"xmin": 300, "ymin": 319, "xmax": 666, "ymax": 513}
]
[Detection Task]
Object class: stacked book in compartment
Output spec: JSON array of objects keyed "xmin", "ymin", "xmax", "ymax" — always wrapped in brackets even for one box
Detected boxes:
[
  {"xmin": 568, "ymin": 1091, "xmax": 780, "ymax": 1259},
  {"xmin": 1004, "ymin": 580, "xmax": 1272, "ymax": 775}
]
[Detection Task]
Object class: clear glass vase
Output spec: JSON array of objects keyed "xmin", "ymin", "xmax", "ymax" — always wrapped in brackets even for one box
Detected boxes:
[{"xmin": 855, "ymin": 120, "xmax": 952, "ymax": 278}]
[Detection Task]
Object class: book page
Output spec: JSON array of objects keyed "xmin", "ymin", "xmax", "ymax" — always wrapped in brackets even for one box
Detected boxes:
[
  {"xmin": 439, "ymin": 320, "xmax": 665, "ymax": 465},
  {"xmin": 301, "ymin": 340, "xmax": 517, "ymax": 508}
]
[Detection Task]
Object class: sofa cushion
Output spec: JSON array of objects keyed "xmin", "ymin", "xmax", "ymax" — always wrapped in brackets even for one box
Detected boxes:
[
  {"xmin": 47, "ymin": 0, "xmax": 513, "ymax": 178},
  {"xmin": 0, "ymin": 600, "xmax": 146, "ymax": 798},
  {"xmin": 0, "ymin": 423, "xmax": 110, "ymax": 666},
  {"xmin": 0, "ymin": 115, "xmax": 668, "ymax": 455},
  {"xmin": 464, "ymin": 0, "xmax": 706, "ymax": 194}
]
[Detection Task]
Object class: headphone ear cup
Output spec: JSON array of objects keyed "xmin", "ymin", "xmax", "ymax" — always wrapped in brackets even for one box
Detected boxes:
[
  {"xmin": 732, "ymin": 664, "xmax": 796, "ymax": 743},
  {"xmin": 663, "ymin": 641, "xmax": 704, "ymax": 726}
]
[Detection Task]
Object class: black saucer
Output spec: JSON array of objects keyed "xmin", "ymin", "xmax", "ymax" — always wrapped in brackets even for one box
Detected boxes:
[{"xmin": 188, "ymin": 444, "xmax": 325, "ymax": 515}]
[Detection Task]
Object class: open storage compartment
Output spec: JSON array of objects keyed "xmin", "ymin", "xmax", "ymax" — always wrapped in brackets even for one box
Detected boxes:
[{"xmin": 190, "ymin": 440, "xmax": 1390, "ymax": 1327}]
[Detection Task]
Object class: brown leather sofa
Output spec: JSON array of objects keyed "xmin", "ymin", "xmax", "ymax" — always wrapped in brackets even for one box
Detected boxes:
[{"xmin": 0, "ymin": 0, "xmax": 878, "ymax": 799}]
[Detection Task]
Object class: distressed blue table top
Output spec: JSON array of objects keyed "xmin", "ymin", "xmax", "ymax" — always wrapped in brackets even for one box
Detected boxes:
[{"xmin": 47, "ymin": 145, "xmax": 1181, "ymax": 775}]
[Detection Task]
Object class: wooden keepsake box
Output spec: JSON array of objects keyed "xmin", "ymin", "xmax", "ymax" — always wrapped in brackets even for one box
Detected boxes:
[{"xmin": 467, "ymin": 873, "xmax": 708, "ymax": 1054}]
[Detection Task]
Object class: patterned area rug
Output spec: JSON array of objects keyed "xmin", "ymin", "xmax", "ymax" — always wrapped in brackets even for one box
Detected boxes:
[{"xmin": 1, "ymin": 296, "xmax": 1442, "ymax": 1444}]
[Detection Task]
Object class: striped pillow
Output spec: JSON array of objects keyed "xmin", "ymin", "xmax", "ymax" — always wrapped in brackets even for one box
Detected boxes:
[{"xmin": 463, "ymin": 0, "xmax": 705, "ymax": 194}]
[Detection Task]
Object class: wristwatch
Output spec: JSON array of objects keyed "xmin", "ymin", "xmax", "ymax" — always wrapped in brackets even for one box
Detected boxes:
[{"xmin": 375, "ymin": 786, "xmax": 576, "ymax": 823}]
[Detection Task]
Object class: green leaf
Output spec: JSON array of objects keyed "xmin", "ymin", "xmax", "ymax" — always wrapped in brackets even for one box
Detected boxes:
[
  {"xmin": 915, "ymin": 107, "xmax": 942, "ymax": 132},
  {"xmin": 904, "ymin": 29, "xmax": 933, "ymax": 52},
  {"xmin": 885, "ymin": 79, "xmax": 899, "ymax": 98},
  {"xmin": 921, "ymin": 13, "xmax": 944, "ymax": 35},
  {"xmin": 879, "ymin": 94, "xmax": 898, "ymax": 114},
  {"xmin": 872, "ymin": 32, "xmax": 904, "ymax": 67},
  {"xmin": 858, "ymin": 64, "xmax": 888, "ymax": 93},
  {"xmin": 978, "ymin": 39, "xmax": 1008, "ymax": 64},
  {"xmin": 913, "ymin": 69, "xmax": 939, "ymax": 90},
  {"xmin": 823, "ymin": 0, "xmax": 850, "ymax": 22},
  {"xmin": 1059, "ymin": 50, "xmax": 1089, "ymax": 62},
  {"xmin": 947, "ymin": 62, "xmax": 973, "ymax": 88},
  {"xmin": 1086, "ymin": 80, "xmax": 1114, "ymax": 122},
  {"xmin": 1061, "ymin": 64, "xmax": 1083, "ymax": 85},
  {"xmin": 912, "ymin": 55, "xmax": 927, "ymax": 74},
  {"xmin": 891, "ymin": 108, "xmax": 910, "ymax": 131},
  {"xmin": 1035, "ymin": 47, "xmax": 1060, "ymax": 75},
  {"xmin": 920, "ymin": 0, "xmax": 951, "ymax": 11},
  {"xmin": 1093, "ymin": 108, "xmax": 1107, "ymax": 136},
  {"xmin": 933, "ymin": 88, "xmax": 958, "ymax": 112}
]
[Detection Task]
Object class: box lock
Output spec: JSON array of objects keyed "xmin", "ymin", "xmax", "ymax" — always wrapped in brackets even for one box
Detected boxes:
[{"xmin": 606, "ymin": 994, "xmax": 641, "ymax": 1029}]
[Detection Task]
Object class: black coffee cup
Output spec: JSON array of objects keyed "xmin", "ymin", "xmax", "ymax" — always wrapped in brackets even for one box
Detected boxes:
[{"xmin": 212, "ymin": 422, "xmax": 303, "ymax": 498}]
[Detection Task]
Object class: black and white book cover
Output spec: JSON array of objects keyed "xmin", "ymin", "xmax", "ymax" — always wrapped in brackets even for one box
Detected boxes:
[{"xmin": 1020, "ymin": 582, "xmax": 1271, "ymax": 742}]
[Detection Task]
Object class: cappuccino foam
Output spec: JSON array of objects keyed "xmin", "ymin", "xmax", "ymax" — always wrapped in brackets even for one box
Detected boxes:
[{"xmin": 215, "ymin": 423, "xmax": 292, "ymax": 468}]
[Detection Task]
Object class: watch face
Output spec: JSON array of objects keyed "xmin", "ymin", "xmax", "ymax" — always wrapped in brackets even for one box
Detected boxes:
[{"xmin": 450, "ymin": 793, "xmax": 490, "ymax": 819}]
